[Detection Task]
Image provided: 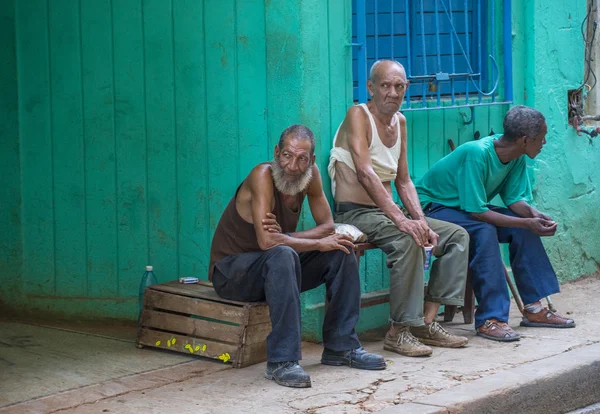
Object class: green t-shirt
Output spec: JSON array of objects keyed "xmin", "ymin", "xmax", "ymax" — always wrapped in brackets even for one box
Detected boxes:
[{"xmin": 416, "ymin": 135, "xmax": 532, "ymax": 213}]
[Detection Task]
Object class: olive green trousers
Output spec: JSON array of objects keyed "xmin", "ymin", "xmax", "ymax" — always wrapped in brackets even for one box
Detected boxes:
[{"xmin": 335, "ymin": 205, "xmax": 469, "ymax": 326}]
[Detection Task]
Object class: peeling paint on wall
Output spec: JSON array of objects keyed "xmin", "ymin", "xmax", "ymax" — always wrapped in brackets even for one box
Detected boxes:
[{"xmin": 513, "ymin": 0, "xmax": 600, "ymax": 281}]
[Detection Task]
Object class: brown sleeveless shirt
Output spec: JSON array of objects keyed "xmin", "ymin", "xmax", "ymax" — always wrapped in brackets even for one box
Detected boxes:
[{"xmin": 208, "ymin": 183, "xmax": 304, "ymax": 280}]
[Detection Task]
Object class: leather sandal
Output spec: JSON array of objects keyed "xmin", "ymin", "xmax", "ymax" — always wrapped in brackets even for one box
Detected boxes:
[
  {"xmin": 476, "ymin": 319, "xmax": 520, "ymax": 342},
  {"xmin": 520, "ymin": 308, "xmax": 575, "ymax": 328}
]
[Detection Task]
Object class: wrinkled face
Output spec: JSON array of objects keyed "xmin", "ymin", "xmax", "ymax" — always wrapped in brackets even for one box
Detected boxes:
[
  {"xmin": 271, "ymin": 137, "xmax": 315, "ymax": 195},
  {"xmin": 367, "ymin": 63, "xmax": 409, "ymax": 115},
  {"xmin": 524, "ymin": 121, "xmax": 548, "ymax": 159}
]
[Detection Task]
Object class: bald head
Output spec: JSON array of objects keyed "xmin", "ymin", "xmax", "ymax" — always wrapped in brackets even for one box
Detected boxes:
[{"xmin": 369, "ymin": 60, "xmax": 406, "ymax": 83}]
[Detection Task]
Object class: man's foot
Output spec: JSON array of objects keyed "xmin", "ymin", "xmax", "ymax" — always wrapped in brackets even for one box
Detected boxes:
[
  {"xmin": 476, "ymin": 319, "xmax": 520, "ymax": 342},
  {"xmin": 321, "ymin": 347, "xmax": 386, "ymax": 370},
  {"xmin": 265, "ymin": 361, "xmax": 311, "ymax": 388},
  {"xmin": 520, "ymin": 308, "xmax": 575, "ymax": 328},
  {"xmin": 383, "ymin": 325, "xmax": 433, "ymax": 357},
  {"xmin": 411, "ymin": 321, "xmax": 468, "ymax": 348}
]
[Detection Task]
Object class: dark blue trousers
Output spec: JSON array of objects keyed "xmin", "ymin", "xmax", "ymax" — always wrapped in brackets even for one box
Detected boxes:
[
  {"xmin": 212, "ymin": 246, "xmax": 361, "ymax": 363},
  {"xmin": 425, "ymin": 203, "xmax": 560, "ymax": 329}
]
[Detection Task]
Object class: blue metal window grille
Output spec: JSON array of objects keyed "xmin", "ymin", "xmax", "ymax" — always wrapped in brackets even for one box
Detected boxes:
[{"xmin": 351, "ymin": 0, "xmax": 513, "ymax": 110}]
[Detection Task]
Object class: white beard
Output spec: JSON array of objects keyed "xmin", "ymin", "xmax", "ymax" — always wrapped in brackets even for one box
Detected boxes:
[{"xmin": 270, "ymin": 160, "xmax": 313, "ymax": 196}]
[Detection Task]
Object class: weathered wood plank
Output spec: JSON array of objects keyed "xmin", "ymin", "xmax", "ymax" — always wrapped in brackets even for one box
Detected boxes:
[
  {"xmin": 247, "ymin": 303, "xmax": 271, "ymax": 326},
  {"xmin": 144, "ymin": 289, "xmax": 246, "ymax": 324},
  {"xmin": 140, "ymin": 309, "xmax": 243, "ymax": 344},
  {"xmin": 150, "ymin": 281, "xmax": 253, "ymax": 305},
  {"xmin": 137, "ymin": 328, "xmax": 239, "ymax": 362},
  {"xmin": 243, "ymin": 321, "xmax": 271, "ymax": 345},
  {"xmin": 236, "ymin": 341, "xmax": 268, "ymax": 369}
]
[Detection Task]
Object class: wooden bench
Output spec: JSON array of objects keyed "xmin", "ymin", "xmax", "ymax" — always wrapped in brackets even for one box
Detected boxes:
[
  {"xmin": 137, "ymin": 280, "xmax": 271, "ymax": 368},
  {"xmin": 136, "ymin": 243, "xmax": 474, "ymax": 369}
]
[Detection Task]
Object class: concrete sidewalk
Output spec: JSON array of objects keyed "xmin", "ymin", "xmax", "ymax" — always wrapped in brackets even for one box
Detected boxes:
[{"xmin": 1, "ymin": 274, "xmax": 599, "ymax": 414}]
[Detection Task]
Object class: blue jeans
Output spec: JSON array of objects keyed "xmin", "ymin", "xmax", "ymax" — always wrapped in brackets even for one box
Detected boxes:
[
  {"xmin": 424, "ymin": 203, "xmax": 560, "ymax": 329},
  {"xmin": 212, "ymin": 246, "xmax": 361, "ymax": 362}
]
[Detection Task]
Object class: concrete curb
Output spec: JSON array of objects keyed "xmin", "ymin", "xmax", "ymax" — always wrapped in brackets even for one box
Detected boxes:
[{"xmin": 379, "ymin": 342, "xmax": 600, "ymax": 414}]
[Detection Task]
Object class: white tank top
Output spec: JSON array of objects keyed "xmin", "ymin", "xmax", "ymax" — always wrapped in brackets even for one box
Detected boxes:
[{"xmin": 328, "ymin": 104, "xmax": 402, "ymax": 197}]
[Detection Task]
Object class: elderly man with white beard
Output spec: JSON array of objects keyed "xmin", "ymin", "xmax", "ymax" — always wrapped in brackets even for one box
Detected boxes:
[{"xmin": 208, "ymin": 125, "xmax": 386, "ymax": 389}]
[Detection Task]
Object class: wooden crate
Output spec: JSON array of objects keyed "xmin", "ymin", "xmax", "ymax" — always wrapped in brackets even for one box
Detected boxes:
[{"xmin": 136, "ymin": 280, "xmax": 271, "ymax": 368}]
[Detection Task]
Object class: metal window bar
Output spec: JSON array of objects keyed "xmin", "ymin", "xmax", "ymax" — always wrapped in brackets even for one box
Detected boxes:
[{"xmin": 350, "ymin": 0, "xmax": 513, "ymax": 111}]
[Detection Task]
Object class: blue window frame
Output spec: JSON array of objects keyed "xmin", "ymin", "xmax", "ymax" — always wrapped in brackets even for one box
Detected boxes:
[{"xmin": 352, "ymin": 0, "xmax": 513, "ymax": 110}]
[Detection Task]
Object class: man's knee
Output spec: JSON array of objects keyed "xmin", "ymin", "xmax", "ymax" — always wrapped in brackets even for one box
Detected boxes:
[
  {"xmin": 510, "ymin": 226, "xmax": 541, "ymax": 244},
  {"xmin": 388, "ymin": 235, "xmax": 422, "ymax": 259},
  {"xmin": 263, "ymin": 246, "xmax": 301, "ymax": 282},
  {"xmin": 324, "ymin": 249, "xmax": 357, "ymax": 266},
  {"xmin": 266, "ymin": 245, "xmax": 299, "ymax": 261},
  {"xmin": 451, "ymin": 227, "xmax": 470, "ymax": 250},
  {"xmin": 473, "ymin": 222, "xmax": 497, "ymax": 241}
]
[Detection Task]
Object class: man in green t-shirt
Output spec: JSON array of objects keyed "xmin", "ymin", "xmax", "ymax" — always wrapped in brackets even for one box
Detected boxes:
[{"xmin": 416, "ymin": 105, "xmax": 575, "ymax": 341}]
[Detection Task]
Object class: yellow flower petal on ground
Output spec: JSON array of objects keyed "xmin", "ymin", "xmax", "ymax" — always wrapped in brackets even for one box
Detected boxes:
[
  {"xmin": 155, "ymin": 340, "xmax": 161, "ymax": 346},
  {"xmin": 194, "ymin": 345, "xmax": 200, "ymax": 352},
  {"xmin": 167, "ymin": 340, "xmax": 171, "ymax": 347},
  {"xmin": 171, "ymin": 338, "xmax": 176, "ymax": 345},
  {"xmin": 202, "ymin": 344, "xmax": 207, "ymax": 352},
  {"xmin": 188, "ymin": 347, "xmax": 194, "ymax": 354}
]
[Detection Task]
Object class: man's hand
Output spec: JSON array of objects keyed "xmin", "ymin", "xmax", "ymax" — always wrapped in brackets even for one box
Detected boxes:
[
  {"xmin": 532, "ymin": 211, "xmax": 553, "ymax": 221},
  {"xmin": 262, "ymin": 213, "xmax": 282, "ymax": 233},
  {"xmin": 397, "ymin": 219, "xmax": 430, "ymax": 247},
  {"xmin": 427, "ymin": 228, "xmax": 439, "ymax": 247},
  {"xmin": 318, "ymin": 233, "xmax": 355, "ymax": 254},
  {"xmin": 526, "ymin": 217, "xmax": 557, "ymax": 237}
]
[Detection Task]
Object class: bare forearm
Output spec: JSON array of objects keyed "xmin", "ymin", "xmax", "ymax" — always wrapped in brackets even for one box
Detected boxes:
[
  {"xmin": 259, "ymin": 233, "xmax": 323, "ymax": 252},
  {"xmin": 508, "ymin": 201, "xmax": 536, "ymax": 218},
  {"xmin": 397, "ymin": 181, "xmax": 425, "ymax": 221},
  {"xmin": 471, "ymin": 210, "xmax": 530, "ymax": 228},
  {"xmin": 358, "ymin": 171, "xmax": 407, "ymax": 226},
  {"xmin": 290, "ymin": 223, "xmax": 335, "ymax": 240}
]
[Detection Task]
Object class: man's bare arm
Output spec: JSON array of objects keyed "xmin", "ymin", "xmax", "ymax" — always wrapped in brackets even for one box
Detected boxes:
[
  {"xmin": 470, "ymin": 208, "xmax": 557, "ymax": 237},
  {"xmin": 345, "ymin": 107, "xmax": 407, "ymax": 226},
  {"xmin": 392, "ymin": 114, "xmax": 435, "ymax": 246},
  {"xmin": 394, "ymin": 113, "xmax": 425, "ymax": 221},
  {"xmin": 508, "ymin": 200, "xmax": 550, "ymax": 220},
  {"xmin": 250, "ymin": 165, "xmax": 353, "ymax": 253}
]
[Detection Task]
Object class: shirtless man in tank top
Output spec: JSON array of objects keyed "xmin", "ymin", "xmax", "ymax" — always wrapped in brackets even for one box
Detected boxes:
[
  {"xmin": 209, "ymin": 125, "xmax": 385, "ymax": 389},
  {"xmin": 329, "ymin": 60, "xmax": 470, "ymax": 357}
]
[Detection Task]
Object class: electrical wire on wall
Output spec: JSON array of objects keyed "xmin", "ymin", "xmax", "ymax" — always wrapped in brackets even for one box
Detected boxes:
[{"xmin": 569, "ymin": 0, "xmax": 600, "ymax": 140}]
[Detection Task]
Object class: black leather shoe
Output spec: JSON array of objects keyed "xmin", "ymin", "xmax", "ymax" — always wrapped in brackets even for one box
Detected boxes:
[
  {"xmin": 321, "ymin": 347, "xmax": 386, "ymax": 370},
  {"xmin": 265, "ymin": 361, "xmax": 311, "ymax": 388}
]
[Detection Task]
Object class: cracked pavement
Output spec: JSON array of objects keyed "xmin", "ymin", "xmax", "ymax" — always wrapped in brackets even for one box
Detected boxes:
[{"xmin": 2, "ymin": 274, "xmax": 599, "ymax": 414}]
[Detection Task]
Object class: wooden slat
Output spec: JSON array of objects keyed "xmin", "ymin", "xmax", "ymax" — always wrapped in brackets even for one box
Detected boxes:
[
  {"xmin": 137, "ymin": 328, "xmax": 239, "ymax": 362},
  {"xmin": 247, "ymin": 303, "xmax": 271, "ymax": 326},
  {"xmin": 144, "ymin": 289, "xmax": 245, "ymax": 324},
  {"xmin": 140, "ymin": 309, "xmax": 242, "ymax": 344},
  {"xmin": 236, "ymin": 341, "xmax": 268, "ymax": 369},
  {"xmin": 150, "ymin": 281, "xmax": 253, "ymax": 306},
  {"xmin": 360, "ymin": 289, "xmax": 390, "ymax": 308},
  {"xmin": 243, "ymin": 322, "xmax": 271, "ymax": 345},
  {"xmin": 354, "ymin": 243, "xmax": 378, "ymax": 252}
]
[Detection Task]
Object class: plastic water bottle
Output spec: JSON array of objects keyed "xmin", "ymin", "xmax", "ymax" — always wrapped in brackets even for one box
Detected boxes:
[{"xmin": 138, "ymin": 265, "xmax": 158, "ymax": 314}]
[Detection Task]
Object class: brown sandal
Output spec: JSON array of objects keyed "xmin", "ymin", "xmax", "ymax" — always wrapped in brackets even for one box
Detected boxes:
[
  {"xmin": 520, "ymin": 308, "xmax": 575, "ymax": 328},
  {"xmin": 476, "ymin": 320, "xmax": 520, "ymax": 342}
]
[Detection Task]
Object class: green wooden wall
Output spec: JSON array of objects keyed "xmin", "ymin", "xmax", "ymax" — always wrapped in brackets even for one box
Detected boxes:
[
  {"xmin": 0, "ymin": 0, "xmax": 22, "ymax": 310},
  {"xmin": 2, "ymin": 0, "xmax": 510, "ymax": 339},
  {"xmin": 4, "ymin": 0, "xmax": 354, "ymax": 322}
]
